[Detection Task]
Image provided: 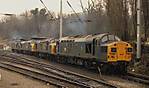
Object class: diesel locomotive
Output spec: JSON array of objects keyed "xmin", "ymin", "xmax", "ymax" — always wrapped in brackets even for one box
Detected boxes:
[{"xmin": 11, "ymin": 33, "xmax": 133, "ymax": 73}]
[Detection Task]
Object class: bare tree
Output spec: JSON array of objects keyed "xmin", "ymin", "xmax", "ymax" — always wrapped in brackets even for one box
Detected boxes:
[
  {"xmin": 142, "ymin": 0, "xmax": 149, "ymax": 41},
  {"xmin": 104, "ymin": 0, "xmax": 130, "ymax": 40}
]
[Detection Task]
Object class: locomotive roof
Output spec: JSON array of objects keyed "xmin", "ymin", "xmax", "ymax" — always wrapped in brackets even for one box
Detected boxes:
[
  {"xmin": 60, "ymin": 33, "xmax": 118, "ymax": 42},
  {"xmin": 11, "ymin": 38, "xmax": 53, "ymax": 44},
  {"xmin": 36, "ymin": 38, "xmax": 55, "ymax": 43},
  {"xmin": 31, "ymin": 37, "xmax": 47, "ymax": 40},
  {"xmin": 20, "ymin": 40, "xmax": 32, "ymax": 44},
  {"xmin": 30, "ymin": 38, "xmax": 57, "ymax": 43}
]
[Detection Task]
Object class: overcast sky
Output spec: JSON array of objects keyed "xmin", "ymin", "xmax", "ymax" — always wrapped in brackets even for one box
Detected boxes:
[{"xmin": 0, "ymin": 0, "xmax": 88, "ymax": 15}]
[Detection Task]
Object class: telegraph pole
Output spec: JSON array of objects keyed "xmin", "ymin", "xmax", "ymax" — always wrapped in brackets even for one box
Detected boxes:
[
  {"xmin": 137, "ymin": 0, "xmax": 141, "ymax": 60},
  {"xmin": 60, "ymin": 0, "xmax": 63, "ymax": 40}
]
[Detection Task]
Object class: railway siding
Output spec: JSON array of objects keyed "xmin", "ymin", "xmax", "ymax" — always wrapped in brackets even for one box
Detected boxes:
[
  {"xmin": 0, "ymin": 62, "xmax": 67, "ymax": 88},
  {"xmin": 0, "ymin": 53, "xmax": 117, "ymax": 88},
  {"xmin": 123, "ymin": 72, "xmax": 149, "ymax": 85}
]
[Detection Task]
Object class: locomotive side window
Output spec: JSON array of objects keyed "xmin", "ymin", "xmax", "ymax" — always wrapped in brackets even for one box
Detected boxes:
[
  {"xmin": 85, "ymin": 44, "xmax": 92, "ymax": 54},
  {"xmin": 111, "ymin": 48, "xmax": 117, "ymax": 52}
]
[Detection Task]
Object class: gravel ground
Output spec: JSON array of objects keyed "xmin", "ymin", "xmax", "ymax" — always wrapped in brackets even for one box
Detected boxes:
[{"xmin": 0, "ymin": 68, "xmax": 55, "ymax": 88}]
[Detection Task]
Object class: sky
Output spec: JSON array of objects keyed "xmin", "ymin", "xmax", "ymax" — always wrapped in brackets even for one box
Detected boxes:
[{"xmin": 0, "ymin": 0, "xmax": 88, "ymax": 15}]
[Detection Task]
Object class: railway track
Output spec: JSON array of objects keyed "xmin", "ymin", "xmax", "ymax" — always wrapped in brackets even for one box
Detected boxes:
[
  {"xmin": 0, "ymin": 53, "xmax": 117, "ymax": 88},
  {"xmin": 0, "ymin": 62, "xmax": 67, "ymax": 88},
  {"xmin": 122, "ymin": 72, "xmax": 149, "ymax": 85}
]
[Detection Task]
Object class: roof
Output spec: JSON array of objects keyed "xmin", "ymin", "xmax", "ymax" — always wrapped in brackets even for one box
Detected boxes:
[
  {"xmin": 31, "ymin": 37, "xmax": 47, "ymax": 40},
  {"xmin": 60, "ymin": 33, "xmax": 110, "ymax": 42},
  {"xmin": 21, "ymin": 40, "xmax": 32, "ymax": 44},
  {"xmin": 30, "ymin": 38, "xmax": 57, "ymax": 43}
]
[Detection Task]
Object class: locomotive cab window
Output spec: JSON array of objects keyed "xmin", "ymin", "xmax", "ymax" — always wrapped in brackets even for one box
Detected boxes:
[
  {"xmin": 101, "ymin": 36, "xmax": 108, "ymax": 43},
  {"xmin": 85, "ymin": 43, "xmax": 92, "ymax": 54},
  {"xmin": 108, "ymin": 35, "xmax": 115, "ymax": 41}
]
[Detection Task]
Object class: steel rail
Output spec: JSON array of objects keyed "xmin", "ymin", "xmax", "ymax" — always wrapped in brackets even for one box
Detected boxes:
[
  {"xmin": 0, "ymin": 59, "xmax": 91, "ymax": 88},
  {"xmin": 123, "ymin": 72, "xmax": 149, "ymax": 85},
  {"xmin": 2, "ymin": 53, "xmax": 117, "ymax": 88},
  {"xmin": 0, "ymin": 62, "xmax": 67, "ymax": 88}
]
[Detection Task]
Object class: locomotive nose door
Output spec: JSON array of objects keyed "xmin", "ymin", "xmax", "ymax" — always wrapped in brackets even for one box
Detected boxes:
[{"xmin": 117, "ymin": 42, "xmax": 126, "ymax": 61}]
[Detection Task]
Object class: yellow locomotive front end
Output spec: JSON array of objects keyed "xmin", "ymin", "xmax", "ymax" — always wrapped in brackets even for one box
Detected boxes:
[
  {"xmin": 107, "ymin": 41, "xmax": 133, "ymax": 62},
  {"xmin": 31, "ymin": 42, "xmax": 37, "ymax": 52},
  {"xmin": 50, "ymin": 42, "xmax": 57, "ymax": 55}
]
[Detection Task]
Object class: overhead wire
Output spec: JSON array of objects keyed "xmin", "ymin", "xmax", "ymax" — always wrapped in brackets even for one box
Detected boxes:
[
  {"xmin": 39, "ymin": 0, "xmax": 53, "ymax": 18},
  {"xmin": 67, "ymin": 1, "xmax": 83, "ymax": 23}
]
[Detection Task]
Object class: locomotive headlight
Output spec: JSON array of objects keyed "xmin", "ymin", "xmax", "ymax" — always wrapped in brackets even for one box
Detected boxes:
[
  {"xmin": 127, "ymin": 48, "xmax": 133, "ymax": 52},
  {"xmin": 111, "ymin": 48, "xmax": 117, "ymax": 52}
]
